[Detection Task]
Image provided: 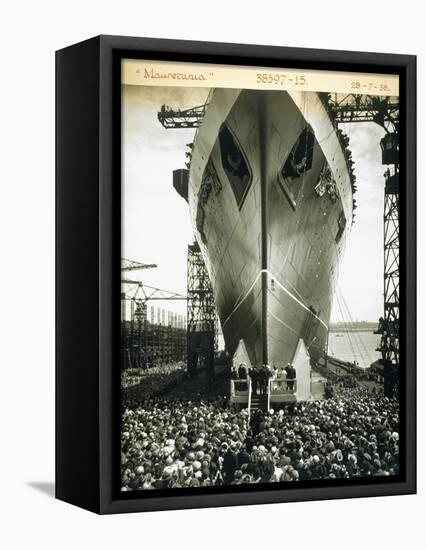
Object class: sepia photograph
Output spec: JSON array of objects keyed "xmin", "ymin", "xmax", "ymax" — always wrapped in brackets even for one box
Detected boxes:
[
  {"xmin": 2, "ymin": 0, "xmax": 419, "ymax": 542},
  {"xmin": 119, "ymin": 59, "xmax": 401, "ymax": 493}
]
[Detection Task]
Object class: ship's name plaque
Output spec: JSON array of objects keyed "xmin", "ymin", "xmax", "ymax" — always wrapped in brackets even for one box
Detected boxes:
[{"xmin": 123, "ymin": 59, "xmax": 399, "ymax": 96}]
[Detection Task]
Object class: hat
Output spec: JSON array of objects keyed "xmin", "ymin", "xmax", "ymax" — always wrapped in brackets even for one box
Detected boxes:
[
  {"xmin": 194, "ymin": 437, "xmax": 205, "ymax": 449},
  {"xmin": 193, "ymin": 460, "xmax": 202, "ymax": 471},
  {"xmin": 162, "ymin": 466, "xmax": 175, "ymax": 480},
  {"xmin": 279, "ymin": 456, "xmax": 291, "ymax": 467}
]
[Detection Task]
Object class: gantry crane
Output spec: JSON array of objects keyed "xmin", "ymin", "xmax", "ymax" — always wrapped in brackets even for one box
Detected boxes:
[
  {"xmin": 157, "ymin": 104, "xmax": 207, "ymax": 129},
  {"xmin": 122, "ymin": 279, "xmax": 187, "ymax": 302},
  {"xmin": 121, "ymin": 258, "xmax": 157, "ymax": 272},
  {"xmin": 325, "ymin": 94, "xmax": 399, "ymax": 129},
  {"xmin": 320, "ymin": 93, "xmax": 400, "ymax": 396}
]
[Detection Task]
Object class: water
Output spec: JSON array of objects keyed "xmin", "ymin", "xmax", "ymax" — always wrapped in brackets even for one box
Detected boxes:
[{"xmin": 327, "ymin": 331, "xmax": 381, "ymax": 369}]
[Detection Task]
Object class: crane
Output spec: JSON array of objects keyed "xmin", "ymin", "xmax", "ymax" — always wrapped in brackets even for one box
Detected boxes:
[
  {"xmin": 121, "ymin": 258, "xmax": 157, "ymax": 272},
  {"xmin": 321, "ymin": 92, "xmax": 400, "ymax": 395},
  {"xmin": 157, "ymin": 104, "xmax": 207, "ymax": 129},
  {"xmin": 121, "ymin": 278, "xmax": 187, "ymax": 370},
  {"xmin": 325, "ymin": 93, "xmax": 399, "ymax": 130},
  {"xmin": 122, "ymin": 279, "xmax": 187, "ymax": 301}
]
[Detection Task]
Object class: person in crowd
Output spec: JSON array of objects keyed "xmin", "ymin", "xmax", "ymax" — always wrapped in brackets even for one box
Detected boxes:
[
  {"xmin": 222, "ymin": 442, "xmax": 239, "ymax": 484},
  {"xmin": 259, "ymin": 364, "xmax": 271, "ymax": 394},
  {"xmin": 284, "ymin": 363, "xmax": 292, "ymax": 390},
  {"xmin": 257, "ymin": 365, "xmax": 265, "ymax": 395},
  {"xmin": 238, "ymin": 362, "xmax": 247, "ymax": 380},
  {"xmin": 325, "ymin": 381, "xmax": 334, "ymax": 399},
  {"xmin": 237, "ymin": 444, "xmax": 251, "ymax": 469},
  {"xmin": 273, "ymin": 364, "xmax": 284, "ymax": 391},
  {"xmin": 287, "ymin": 363, "xmax": 296, "ymax": 391},
  {"xmin": 249, "ymin": 366, "xmax": 259, "ymax": 395},
  {"xmin": 271, "ymin": 364, "xmax": 279, "ymax": 378}
]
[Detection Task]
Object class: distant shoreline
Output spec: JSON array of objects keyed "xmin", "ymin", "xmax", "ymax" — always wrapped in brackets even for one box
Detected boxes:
[
  {"xmin": 329, "ymin": 323, "xmax": 378, "ymax": 332},
  {"xmin": 329, "ymin": 328, "xmax": 377, "ymax": 333}
]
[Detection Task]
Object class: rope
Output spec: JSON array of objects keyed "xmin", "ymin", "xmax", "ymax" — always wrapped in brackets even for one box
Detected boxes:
[
  {"xmin": 336, "ymin": 290, "xmax": 368, "ymax": 366},
  {"xmin": 337, "ymin": 285, "xmax": 375, "ymax": 365},
  {"xmin": 333, "ymin": 290, "xmax": 359, "ymax": 362}
]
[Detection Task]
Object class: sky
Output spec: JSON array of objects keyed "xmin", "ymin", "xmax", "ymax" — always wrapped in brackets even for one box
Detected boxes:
[
  {"xmin": 122, "ymin": 85, "xmax": 388, "ymax": 324},
  {"xmin": 122, "ymin": 85, "xmax": 209, "ymax": 320}
]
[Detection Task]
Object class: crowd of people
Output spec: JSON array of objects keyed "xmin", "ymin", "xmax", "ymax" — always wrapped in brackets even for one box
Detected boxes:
[
  {"xmin": 122, "ymin": 362, "xmax": 186, "ymax": 401},
  {"xmin": 121, "ymin": 385, "xmax": 400, "ymax": 491}
]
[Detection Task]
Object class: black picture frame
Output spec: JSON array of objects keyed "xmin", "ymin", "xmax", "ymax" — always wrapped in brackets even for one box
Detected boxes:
[{"xmin": 56, "ymin": 35, "xmax": 416, "ymax": 514}]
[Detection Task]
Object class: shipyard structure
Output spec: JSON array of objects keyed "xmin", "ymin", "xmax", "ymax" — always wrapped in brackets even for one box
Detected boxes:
[
  {"xmin": 171, "ymin": 89, "xmax": 355, "ymax": 403},
  {"xmin": 121, "ymin": 88, "xmax": 399, "ymax": 408}
]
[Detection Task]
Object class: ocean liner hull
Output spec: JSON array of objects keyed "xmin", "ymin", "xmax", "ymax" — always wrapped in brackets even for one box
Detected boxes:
[{"xmin": 188, "ymin": 89, "xmax": 352, "ymax": 369}]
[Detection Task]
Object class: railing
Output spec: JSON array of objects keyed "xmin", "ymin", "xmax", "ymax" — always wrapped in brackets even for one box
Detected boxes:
[
  {"xmin": 269, "ymin": 377, "xmax": 298, "ymax": 395},
  {"xmin": 230, "ymin": 378, "xmax": 250, "ymax": 395},
  {"xmin": 230, "ymin": 378, "xmax": 250, "ymax": 400},
  {"xmin": 231, "ymin": 376, "xmax": 297, "ymax": 406},
  {"xmin": 230, "ymin": 378, "xmax": 252, "ymax": 414},
  {"xmin": 267, "ymin": 378, "xmax": 271, "ymax": 411}
]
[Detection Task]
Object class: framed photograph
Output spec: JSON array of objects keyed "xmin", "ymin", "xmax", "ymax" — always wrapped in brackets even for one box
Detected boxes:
[{"xmin": 56, "ymin": 35, "xmax": 416, "ymax": 514}]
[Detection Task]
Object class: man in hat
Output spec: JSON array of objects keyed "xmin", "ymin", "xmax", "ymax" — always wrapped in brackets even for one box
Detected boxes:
[
  {"xmin": 249, "ymin": 366, "xmax": 259, "ymax": 395},
  {"xmin": 222, "ymin": 442, "xmax": 238, "ymax": 485},
  {"xmin": 285, "ymin": 364, "xmax": 292, "ymax": 390},
  {"xmin": 287, "ymin": 363, "xmax": 296, "ymax": 391},
  {"xmin": 238, "ymin": 362, "xmax": 247, "ymax": 380},
  {"xmin": 259, "ymin": 364, "xmax": 271, "ymax": 395}
]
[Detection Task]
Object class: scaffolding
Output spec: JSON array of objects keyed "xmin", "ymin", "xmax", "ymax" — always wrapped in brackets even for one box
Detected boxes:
[
  {"xmin": 187, "ymin": 242, "xmax": 217, "ymax": 376},
  {"xmin": 157, "ymin": 106, "xmax": 219, "ymax": 376},
  {"xmin": 323, "ymin": 93, "xmax": 400, "ymax": 396},
  {"xmin": 380, "ymin": 157, "xmax": 399, "ymax": 396},
  {"xmin": 121, "ymin": 275, "xmax": 187, "ymax": 370}
]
